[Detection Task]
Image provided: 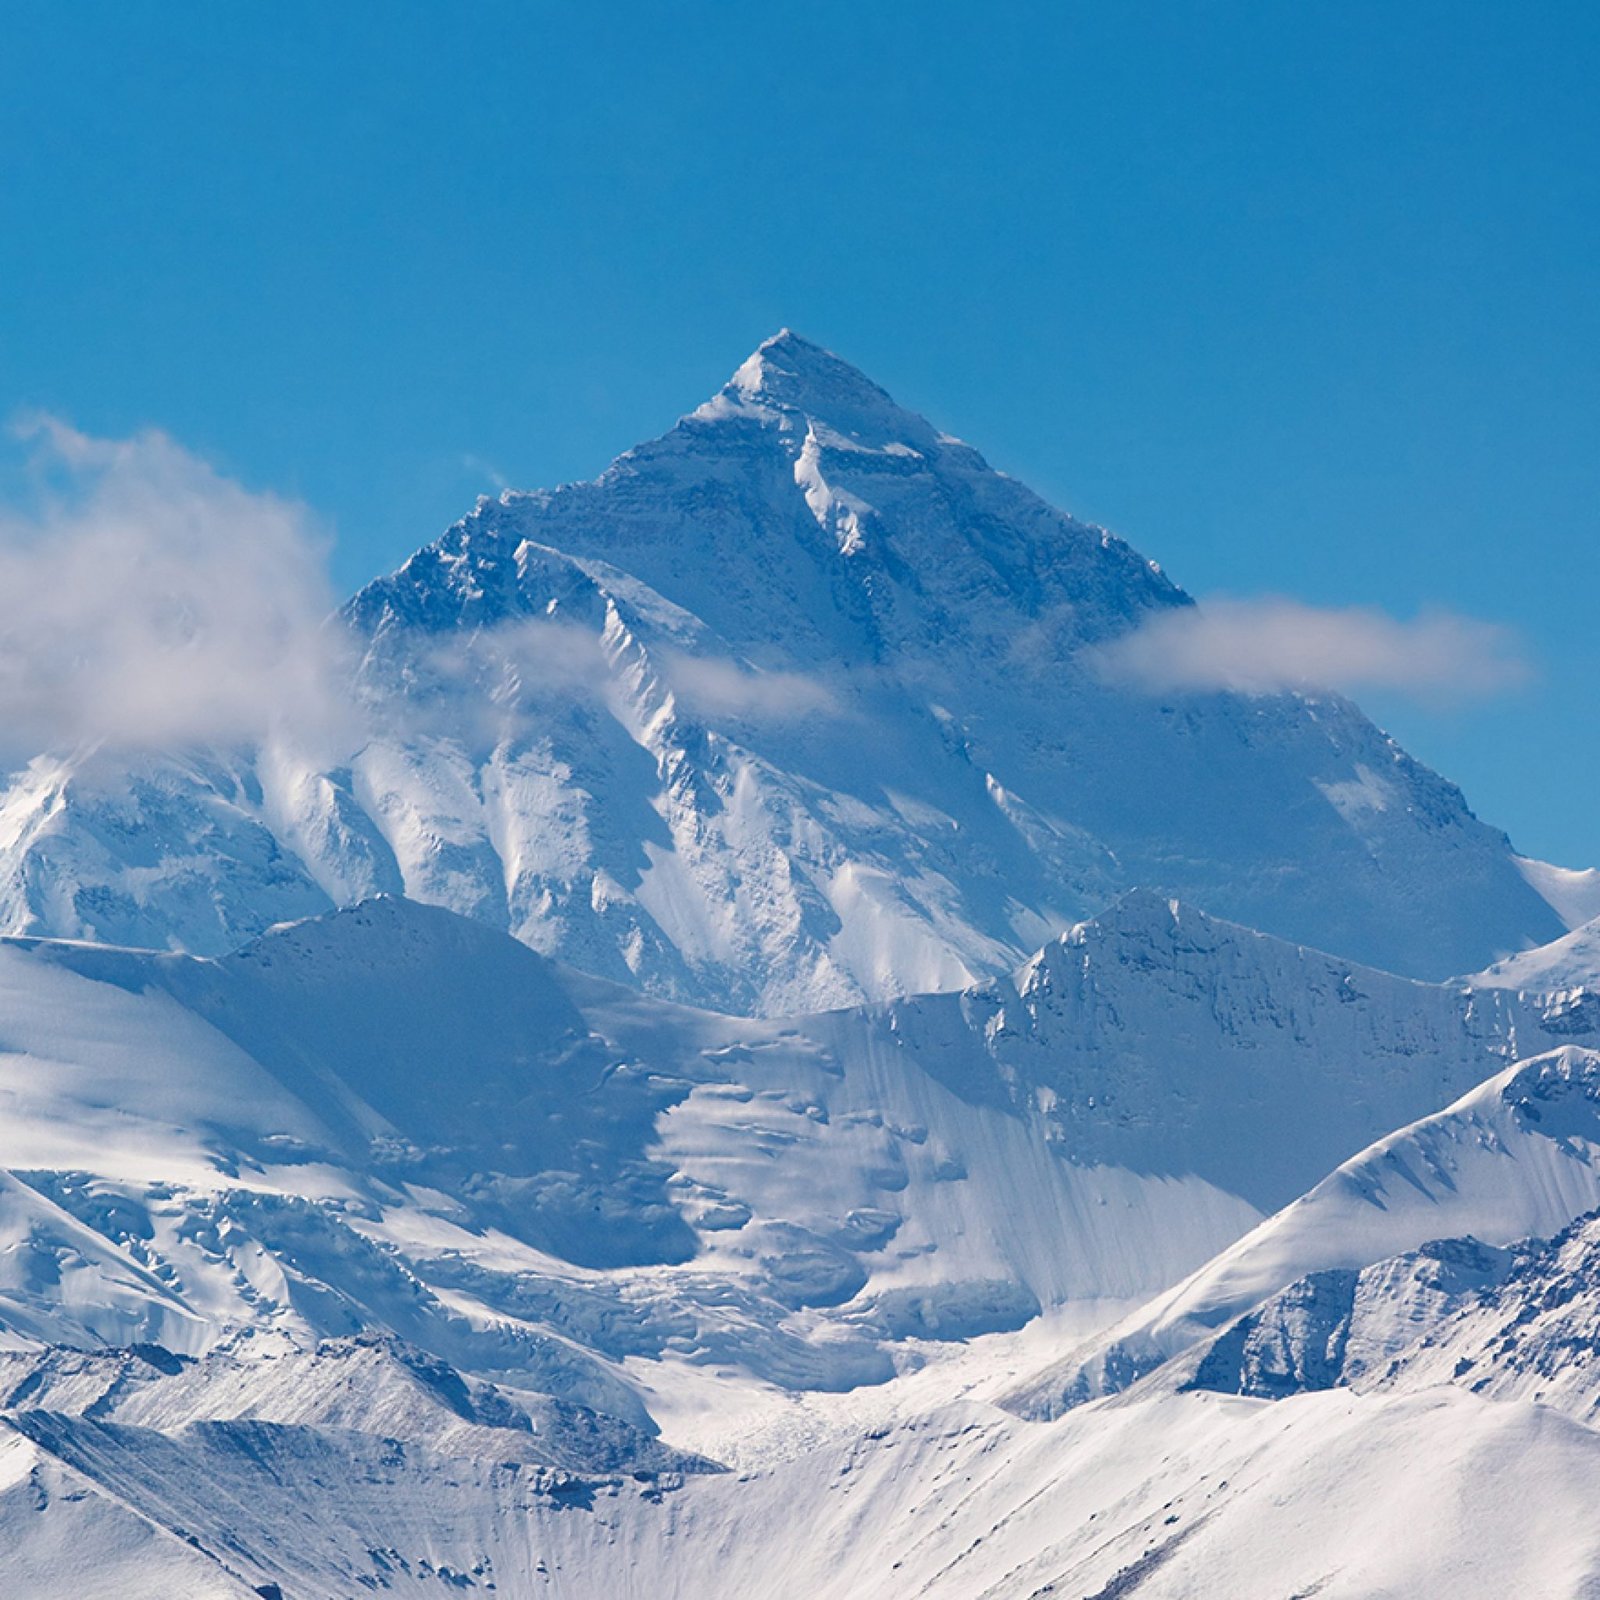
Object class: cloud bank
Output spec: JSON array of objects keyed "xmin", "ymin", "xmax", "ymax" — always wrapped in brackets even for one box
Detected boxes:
[
  {"xmin": 0, "ymin": 417, "xmax": 354, "ymax": 754},
  {"xmin": 1092, "ymin": 597, "xmax": 1530, "ymax": 703}
]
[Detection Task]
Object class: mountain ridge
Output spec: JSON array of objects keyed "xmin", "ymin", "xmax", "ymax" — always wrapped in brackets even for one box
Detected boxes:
[{"xmin": 0, "ymin": 333, "xmax": 1574, "ymax": 1014}]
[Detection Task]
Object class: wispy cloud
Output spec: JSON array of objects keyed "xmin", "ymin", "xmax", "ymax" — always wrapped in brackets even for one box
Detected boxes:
[
  {"xmin": 418, "ymin": 623, "xmax": 843, "ymax": 730},
  {"xmin": 373, "ymin": 601, "xmax": 846, "ymax": 760},
  {"xmin": 0, "ymin": 419, "xmax": 843, "ymax": 760},
  {"xmin": 1091, "ymin": 597, "xmax": 1531, "ymax": 703},
  {"xmin": 459, "ymin": 453, "xmax": 510, "ymax": 495},
  {"xmin": 0, "ymin": 416, "xmax": 355, "ymax": 754},
  {"xmin": 664, "ymin": 652, "xmax": 842, "ymax": 722}
]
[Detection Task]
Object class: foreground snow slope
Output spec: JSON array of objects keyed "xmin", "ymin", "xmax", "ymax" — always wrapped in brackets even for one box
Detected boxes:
[
  {"xmin": 6, "ymin": 1380, "xmax": 1600, "ymax": 1598},
  {"xmin": 0, "ymin": 333, "xmax": 1571, "ymax": 1012}
]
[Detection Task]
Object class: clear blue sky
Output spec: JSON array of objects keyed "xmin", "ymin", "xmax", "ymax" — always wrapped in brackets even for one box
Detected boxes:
[{"xmin": 3, "ymin": 2, "xmax": 1597, "ymax": 865}]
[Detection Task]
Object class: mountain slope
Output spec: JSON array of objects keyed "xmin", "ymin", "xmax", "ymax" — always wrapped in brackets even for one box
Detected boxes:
[
  {"xmin": 0, "ymin": 892, "xmax": 1584, "ymax": 1421},
  {"xmin": 0, "ymin": 332, "xmax": 1570, "ymax": 1013},
  {"xmin": 0, "ymin": 897, "xmax": 1594, "ymax": 1592},
  {"xmin": 1473, "ymin": 910, "xmax": 1600, "ymax": 995},
  {"xmin": 1007, "ymin": 1044, "xmax": 1600, "ymax": 1419},
  {"xmin": 0, "ymin": 896, "xmax": 1252, "ymax": 1408},
  {"xmin": 8, "ymin": 1376, "xmax": 1600, "ymax": 1598}
]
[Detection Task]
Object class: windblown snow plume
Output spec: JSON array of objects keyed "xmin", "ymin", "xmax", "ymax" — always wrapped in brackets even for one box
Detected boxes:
[
  {"xmin": 0, "ymin": 417, "xmax": 354, "ymax": 753},
  {"xmin": 1093, "ymin": 595, "xmax": 1529, "ymax": 702}
]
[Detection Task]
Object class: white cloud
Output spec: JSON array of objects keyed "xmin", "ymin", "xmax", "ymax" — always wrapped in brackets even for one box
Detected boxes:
[
  {"xmin": 0, "ymin": 418, "xmax": 842, "ymax": 761},
  {"xmin": 405, "ymin": 617, "xmax": 612, "ymax": 744},
  {"xmin": 1091, "ymin": 596, "xmax": 1530, "ymax": 703},
  {"xmin": 460, "ymin": 453, "xmax": 510, "ymax": 494},
  {"xmin": 406, "ymin": 618, "xmax": 841, "ymax": 739},
  {"xmin": 664, "ymin": 652, "xmax": 842, "ymax": 722},
  {"xmin": 0, "ymin": 417, "xmax": 356, "ymax": 754}
]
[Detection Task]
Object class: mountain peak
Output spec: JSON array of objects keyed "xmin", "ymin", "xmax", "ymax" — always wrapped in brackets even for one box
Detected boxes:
[{"xmin": 710, "ymin": 329, "xmax": 939, "ymax": 447}]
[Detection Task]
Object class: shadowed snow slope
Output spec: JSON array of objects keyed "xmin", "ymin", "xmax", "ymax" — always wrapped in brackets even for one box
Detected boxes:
[
  {"xmin": 1007, "ymin": 1045, "xmax": 1600, "ymax": 1419},
  {"xmin": 0, "ymin": 332, "xmax": 1572, "ymax": 1012}
]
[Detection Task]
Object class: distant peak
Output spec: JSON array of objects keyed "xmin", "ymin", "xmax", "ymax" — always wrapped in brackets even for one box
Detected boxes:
[
  {"xmin": 756, "ymin": 327, "xmax": 816, "ymax": 357},
  {"xmin": 730, "ymin": 329, "xmax": 896, "ymax": 409},
  {"xmin": 710, "ymin": 330, "xmax": 939, "ymax": 448}
]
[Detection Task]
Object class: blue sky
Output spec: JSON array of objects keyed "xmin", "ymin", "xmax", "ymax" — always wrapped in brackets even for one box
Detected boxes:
[{"xmin": 3, "ymin": 2, "xmax": 1597, "ymax": 865}]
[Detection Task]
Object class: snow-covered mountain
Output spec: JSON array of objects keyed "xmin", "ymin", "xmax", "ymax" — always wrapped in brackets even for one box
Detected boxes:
[
  {"xmin": 1075, "ymin": 1052, "xmax": 1600, "ymax": 1425},
  {"xmin": 0, "ymin": 332, "xmax": 1574, "ymax": 1015},
  {"xmin": 1005, "ymin": 1044, "xmax": 1600, "ymax": 1419},
  {"xmin": 1473, "ymin": 909, "xmax": 1600, "ymax": 995},
  {"xmin": 7, "ymin": 331, "xmax": 1600, "ymax": 1594},
  {"xmin": 11, "ymin": 1356, "xmax": 1600, "ymax": 1598},
  {"xmin": 0, "ymin": 890, "xmax": 1582, "ymax": 1387},
  {"xmin": 1, "ymin": 891, "xmax": 1599, "ymax": 1592}
]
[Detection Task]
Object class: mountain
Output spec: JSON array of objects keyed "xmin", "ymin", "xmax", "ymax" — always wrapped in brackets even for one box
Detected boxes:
[
  {"xmin": 0, "ymin": 890, "xmax": 1582, "ymax": 1395},
  {"xmin": 1473, "ymin": 910, "xmax": 1600, "ymax": 995},
  {"xmin": 1092, "ymin": 1056, "xmax": 1600, "ymax": 1422},
  {"xmin": 0, "ymin": 332, "xmax": 1573, "ymax": 1014},
  {"xmin": 6, "ymin": 330, "xmax": 1600, "ymax": 1594},
  {"xmin": 1360, "ymin": 1207, "xmax": 1600, "ymax": 1415},
  {"xmin": 1168, "ymin": 1210, "xmax": 1600, "ymax": 1417},
  {"xmin": 10, "ymin": 1364, "xmax": 1600, "ymax": 1598},
  {"xmin": 0, "ymin": 898, "xmax": 1597, "ymax": 1594},
  {"xmin": 1005, "ymin": 1044, "xmax": 1600, "ymax": 1419}
]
